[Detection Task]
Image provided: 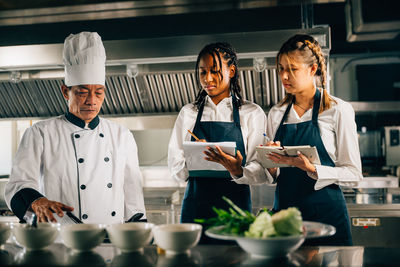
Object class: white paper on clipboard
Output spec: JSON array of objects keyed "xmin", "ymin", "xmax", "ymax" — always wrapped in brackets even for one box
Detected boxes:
[
  {"xmin": 256, "ymin": 145, "xmax": 321, "ymax": 168},
  {"xmin": 183, "ymin": 141, "xmax": 236, "ymax": 171}
]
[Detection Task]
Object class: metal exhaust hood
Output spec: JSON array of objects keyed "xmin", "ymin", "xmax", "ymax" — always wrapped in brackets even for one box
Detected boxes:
[{"xmin": 0, "ymin": 27, "xmax": 330, "ymax": 119}]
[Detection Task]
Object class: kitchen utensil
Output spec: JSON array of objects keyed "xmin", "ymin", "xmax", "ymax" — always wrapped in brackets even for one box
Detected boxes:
[{"xmin": 66, "ymin": 212, "xmax": 83, "ymax": 224}]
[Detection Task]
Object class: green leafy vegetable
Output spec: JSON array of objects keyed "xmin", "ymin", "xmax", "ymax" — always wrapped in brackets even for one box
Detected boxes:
[
  {"xmin": 196, "ymin": 197, "xmax": 303, "ymax": 238},
  {"xmin": 271, "ymin": 207, "xmax": 303, "ymax": 236},
  {"xmin": 194, "ymin": 196, "xmax": 255, "ymax": 235},
  {"xmin": 245, "ymin": 211, "xmax": 277, "ymax": 238}
]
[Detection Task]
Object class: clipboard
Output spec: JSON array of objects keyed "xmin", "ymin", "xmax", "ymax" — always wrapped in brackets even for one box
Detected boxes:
[
  {"xmin": 183, "ymin": 141, "xmax": 236, "ymax": 171},
  {"xmin": 256, "ymin": 145, "xmax": 321, "ymax": 168}
]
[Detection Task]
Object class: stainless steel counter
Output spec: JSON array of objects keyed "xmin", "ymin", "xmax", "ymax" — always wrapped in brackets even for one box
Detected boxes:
[{"xmin": 1, "ymin": 243, "xmax": 400, "ymax": 266}]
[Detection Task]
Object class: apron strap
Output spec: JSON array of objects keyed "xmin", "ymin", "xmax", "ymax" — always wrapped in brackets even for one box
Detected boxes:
[
  {"xmin": 194, "ymin": 99, "xmax": 206, "ymax": 127},
  {"xmin": 312, "ymin": 89, "xmax": 322, "ymax": 125},
  {"xmin": 274, "ymin": 99, "xmax": 293, "ymax": 141},
  {"xmin": 232, "ymin": 95, "xmax": 241, "ymax": 127}
]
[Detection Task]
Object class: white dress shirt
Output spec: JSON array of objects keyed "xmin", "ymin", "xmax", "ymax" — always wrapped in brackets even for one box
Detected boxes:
[
  {"xmin": 265, "ymin": 94, "xmax": 363, "ymax": 190},
  {"xmin": 168, "ymin": 95, "xmax": 268, "ymax": 185}
]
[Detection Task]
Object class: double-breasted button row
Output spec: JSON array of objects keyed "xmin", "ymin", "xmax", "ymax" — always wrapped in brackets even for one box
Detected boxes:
[
  {"xmin": 78, "ymin": 157, "xmax": 110, "ymax": 163},
  {"xmin": 80, "ymin": 183, "xmax": 112, "ymax": 190},
  {"xmin": 75, "ymin": 133, "xmax": 104, "ymax": 139}
]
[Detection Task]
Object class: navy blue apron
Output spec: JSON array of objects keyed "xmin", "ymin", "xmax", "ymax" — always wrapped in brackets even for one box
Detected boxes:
[
  {"xmin": 273, "ymin": 89, "xmax": 352, "ymax": 246},
  {"xmin": 181, "ymin": 96, "xmax": 251, "ymax": 244}
]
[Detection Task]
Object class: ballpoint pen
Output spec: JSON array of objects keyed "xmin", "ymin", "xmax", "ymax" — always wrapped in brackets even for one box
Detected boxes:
[{"xmin": 263, "ymin": 133, "xmax": 270, "ymax": 144}]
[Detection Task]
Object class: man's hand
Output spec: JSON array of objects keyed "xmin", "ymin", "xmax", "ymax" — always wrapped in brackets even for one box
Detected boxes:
[
  {"xmin": 203, "ymin": 145, "xmax": 243, "ymax": 177},
  {"xmin": 31, "ymin": 198, "xmax": 74, "ymax": 222}
]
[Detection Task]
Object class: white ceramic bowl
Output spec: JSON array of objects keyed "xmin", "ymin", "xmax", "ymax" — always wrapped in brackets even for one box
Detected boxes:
[
  {"xmin": 235, "ymin": 234, "xmax": 305, "ymax": 258},
  {"xmin": 0, "ymin": 222, "xmax": 11, "ymax": 246},
  {"xmin": 205, "ymin": 221, "xmax": 336, "ymax": 258},
  {"xmin": 153, "ymin": 223, "xmax": 202, "ymax": 255},
  {"xmin": 60, "ymin": 224, "xmax": 106, "ymax": 252},
  {"xmin": 107, "ymin": 222, "xmax": 154, "ymax": 253},
  {"xmin": 12, "ymin": 223, "xmax": 59, "ymax": 250}
]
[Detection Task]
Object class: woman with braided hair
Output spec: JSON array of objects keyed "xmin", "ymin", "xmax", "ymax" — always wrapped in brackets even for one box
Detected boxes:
[
  {"xmin": 168, "ymin": 42, "xmax": 267, "ymax": 243},
  {"xmin": 264, "ymin": 34, "xmax": 363, "ymax": 245}
]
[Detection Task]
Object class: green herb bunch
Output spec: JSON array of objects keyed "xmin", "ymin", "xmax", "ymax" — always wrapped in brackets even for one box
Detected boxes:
[{"xmin": 194, "ymin": 196, "xmax": 256, "ymax": 235}]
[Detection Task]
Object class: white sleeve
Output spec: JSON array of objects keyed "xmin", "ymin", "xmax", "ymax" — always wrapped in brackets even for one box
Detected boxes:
[
  {"xmin": 123, "ymin": 130, "xmax": 147, "ymax": 220},
  {"xmin": 314, "ymin": 102, "xmax": 363, "ymax": 190},
  {"xmin": 168, "ymin": 108, "xmax": 191, "ymax": 182},
  {"xmin": 5, "ymin": 126, "xmax": 43, "ymax": 209},
  {"xmin": 232, "ymin": 106, "xmax": 269, "ymax": 185}
]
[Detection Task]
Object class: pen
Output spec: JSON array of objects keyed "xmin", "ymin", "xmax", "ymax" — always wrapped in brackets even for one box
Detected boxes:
[
  {"xmin": 263, "ymin": 133, "xmax": 270, "ymax": 144},
  {"xmin": 188, "ymin": 130, "xmax": 200, "ymax": 141}
]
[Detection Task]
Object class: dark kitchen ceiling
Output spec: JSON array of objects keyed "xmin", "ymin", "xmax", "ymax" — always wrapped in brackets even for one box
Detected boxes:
[{"xmin": 0, "ymin": 0, "xmax": 398, "ymax": 54}]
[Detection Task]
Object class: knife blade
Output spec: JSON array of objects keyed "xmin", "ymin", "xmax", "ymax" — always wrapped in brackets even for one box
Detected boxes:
[{"xmin": 66, "ymin": 211, "xmax": 83, "ymax": 224}]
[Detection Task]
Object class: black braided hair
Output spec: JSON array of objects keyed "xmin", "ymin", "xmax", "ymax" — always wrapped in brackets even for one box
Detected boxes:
[{"xmin": 194, "ymin": 42, "xmax": 243, "ymax": 109}]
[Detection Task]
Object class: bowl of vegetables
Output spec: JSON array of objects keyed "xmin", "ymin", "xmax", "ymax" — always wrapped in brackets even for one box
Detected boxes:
[{"xmin": 203, "ymin": 197, "xmax": 335, "ymax": 258}]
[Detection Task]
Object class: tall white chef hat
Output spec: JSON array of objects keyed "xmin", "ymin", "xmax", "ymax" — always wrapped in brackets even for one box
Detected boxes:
[{"xmin": 63, "ymin": 32, "xmax": 106, "ymax": 87}]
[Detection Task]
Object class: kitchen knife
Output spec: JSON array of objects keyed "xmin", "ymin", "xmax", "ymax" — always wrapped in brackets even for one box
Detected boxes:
[
  {"xmin": 66, "ymin": 211, "xmax": 83, "ymax": 224},
  {"xmin": 126, "ymin": 213, "xmax": 147, "ymax": 222}
]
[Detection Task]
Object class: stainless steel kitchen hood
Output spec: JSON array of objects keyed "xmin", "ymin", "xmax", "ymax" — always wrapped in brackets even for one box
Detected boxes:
[
  {"xmin": 0, "ymin": 0, "xmax": 344, "ymax": 26},
  {"xmin": 0, "ymin": 27, "xmax": 330, "ymax": 119}
]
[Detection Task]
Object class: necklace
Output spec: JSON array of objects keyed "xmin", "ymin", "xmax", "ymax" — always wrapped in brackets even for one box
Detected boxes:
[{"xmin": 294, "ymin": 102, "xmax": 310, "ymax": 111}]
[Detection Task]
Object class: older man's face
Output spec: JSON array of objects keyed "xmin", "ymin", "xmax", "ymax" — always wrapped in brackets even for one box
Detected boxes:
[{"xmin": 61, "ymin": 84, "xmax": 105, "ymax": 123}]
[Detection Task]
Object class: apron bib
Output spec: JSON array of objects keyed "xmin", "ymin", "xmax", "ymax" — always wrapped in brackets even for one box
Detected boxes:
[
  {"xmin": 181, "ymin": 96, "xmax": 251, "ymax": 244},
  {"xmin": 273, "ymin": 89, "xmax": 352, "ymax": 246}
]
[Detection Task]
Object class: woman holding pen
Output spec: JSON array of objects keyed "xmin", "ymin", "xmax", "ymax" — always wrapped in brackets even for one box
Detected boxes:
[
  {"xmin": 168, "ymin": 42, "xmax": 267, "ymax": 243},
  {"xmin": 264, "ymin": 34, "xmax": 363, "ymax": 245}
]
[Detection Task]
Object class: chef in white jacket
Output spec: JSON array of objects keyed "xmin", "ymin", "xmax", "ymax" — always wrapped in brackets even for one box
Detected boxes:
[{"xmin": 5, "ymin": 32, "xmax": 146, "ymax": 224}]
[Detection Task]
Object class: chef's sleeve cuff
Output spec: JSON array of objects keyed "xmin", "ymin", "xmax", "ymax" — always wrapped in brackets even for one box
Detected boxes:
[{"xmin": 10, "ymin": 188, "xmax": 44, "ymax": 221}]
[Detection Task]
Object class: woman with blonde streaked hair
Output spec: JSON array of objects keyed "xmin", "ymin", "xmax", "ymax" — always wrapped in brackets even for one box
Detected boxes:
[{"xmin": 263, "ymin": 34, "xmax": 363, "ymax": 246}]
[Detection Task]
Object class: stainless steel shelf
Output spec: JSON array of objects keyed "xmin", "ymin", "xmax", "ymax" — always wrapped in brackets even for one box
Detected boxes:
[{"xmin": 350, "ymin": 101, "xmax": 400, "ymax": 113}]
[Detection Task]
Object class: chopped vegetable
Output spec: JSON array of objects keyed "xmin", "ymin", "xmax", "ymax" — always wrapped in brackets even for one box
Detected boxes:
[
  {"xmin": 271, "ymin": 207, "xmax": 303, "ymax": 236},
  {"xmin": 196, "ymin": 197, "xmax": 303, "ymax": 238},
  {"xmin": 245, "ymin": 211, "xmax": 276, "ymax": 238}
]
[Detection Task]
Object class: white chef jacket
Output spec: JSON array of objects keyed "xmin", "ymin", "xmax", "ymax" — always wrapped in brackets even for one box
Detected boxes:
[
  {"xmin": 5, "ymin": 115, "xmax": 146, "ymax": 224},
  {"xmin": 168, "ymin": 95, "xmax": 268, "ymax": 185},
  {"xmin": 265, "ymin": 94, "xmax": 363, "ymax": 190}
]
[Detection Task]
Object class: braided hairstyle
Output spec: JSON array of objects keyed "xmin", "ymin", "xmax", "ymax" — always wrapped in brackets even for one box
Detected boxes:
[
  {"xmin": 194, "ymin": 42, "xmax": 243, "ymax": 109},
  {"xmin": 277, "ymin": 34, "xmax": 336, "ymax": 113}
]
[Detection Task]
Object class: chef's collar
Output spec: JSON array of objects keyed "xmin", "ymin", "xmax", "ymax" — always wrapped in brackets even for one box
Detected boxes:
[
  {"xmin": 65, "ymin": 111, "xmax": 99, "ymax": 130},
  {"xmin": 205, "ymin": 94, "xmax": 233, "ymax": 106}
]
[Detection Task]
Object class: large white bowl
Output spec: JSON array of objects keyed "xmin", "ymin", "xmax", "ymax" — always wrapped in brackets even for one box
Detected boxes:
[
  {"xmin": 60, "ymin": 224, "xmax": 106, "ymax": 252},
  {"xmin": 236, "ymin": 234, "xmax": 305, "ymax": 258},
  {"xmin": 205, "ymin": 221, "xmax": 336, "ymax": 258},
  {"xmin": 12, "ymin": 223, "xmax": 60, "ymax": 251},
  {"xmin": 153, "ymin": 223, "xmax": 202, "ymax": 255},
  {"xmin": 0, "ymin": 222, "xmax": 11, "ymax": 246},
  {"xmin": 106, "ymin": 222, "xmax": 154, "ymax": 253}
]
